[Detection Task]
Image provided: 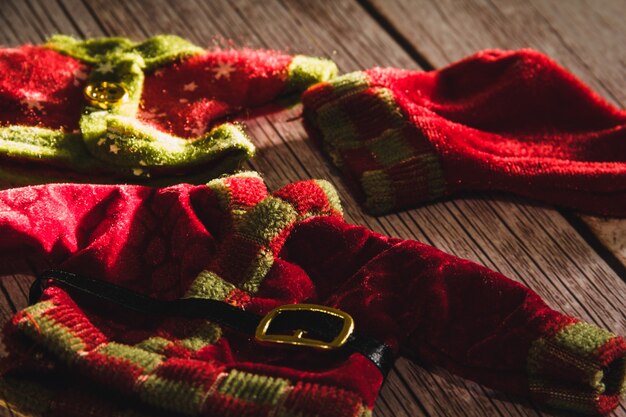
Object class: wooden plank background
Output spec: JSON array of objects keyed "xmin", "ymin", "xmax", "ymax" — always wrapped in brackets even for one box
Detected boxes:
[{"xmin": 0, "ymin": 1, "xmax": 624, "ymax": 416}]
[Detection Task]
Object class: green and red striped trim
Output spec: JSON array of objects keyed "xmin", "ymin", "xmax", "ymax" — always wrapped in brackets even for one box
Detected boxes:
[
  {"xmin": 527, "ymin": 320, "xmax": 626, "ymax": 415},
  {"xmin": 303, "ymin": 71, "xmax": 446, "ymax": 215},
  {"xmin": 9, "ymin": 283, "xmax": 370, "ymax": 417},
  {"xmin": 187, "ymin": 177, "xmax": 343, "ymax": 297}
]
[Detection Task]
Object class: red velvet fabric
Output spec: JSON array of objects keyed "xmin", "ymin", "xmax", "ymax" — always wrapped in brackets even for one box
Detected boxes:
[{"xmin": 0, "ymin": 177, "xmax": 623, "ymax": 415}]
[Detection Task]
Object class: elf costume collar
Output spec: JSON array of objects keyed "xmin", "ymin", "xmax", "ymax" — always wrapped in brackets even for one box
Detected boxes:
[
  {"xmin": 302, "ymin": 49, "xmax": 626, "ymax": 216},
  {"xmin": 0, "ymin": 35, "xmax": 336, "ymax": 184},
  {"xmin": 0, "ymin": 173, "xmax": 624, "ymax": 416}
]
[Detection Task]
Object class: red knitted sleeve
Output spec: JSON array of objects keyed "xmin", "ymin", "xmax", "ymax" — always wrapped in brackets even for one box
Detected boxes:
[{"xmin": 283, "ymin": 216, "xmax": 626, "ymax": 415}]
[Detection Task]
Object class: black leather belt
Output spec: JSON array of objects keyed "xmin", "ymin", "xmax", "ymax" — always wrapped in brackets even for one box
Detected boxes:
[{"xmin": 29, "ymin": 270, "xmax": 395, "ymax": 376}]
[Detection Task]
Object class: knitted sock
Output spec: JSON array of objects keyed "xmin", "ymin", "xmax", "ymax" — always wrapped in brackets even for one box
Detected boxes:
[
  {"xmin": 0, "ymin": 174, "xmax": 624, "ymax": 416},
  {"xmin": 0, "ymin": 35, "xmax": 337, "ymax": 185},
  {"xmin": 302, "ymin": 49, "xmax": 626, "ymax": 216}
]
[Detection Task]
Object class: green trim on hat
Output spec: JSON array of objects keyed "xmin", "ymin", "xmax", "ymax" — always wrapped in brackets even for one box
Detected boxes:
[
  {"xmin": 0, "ymin": 126, "xmax": 103, "ymax": 170},
  {"xmin": 46, "ymin": 34, "xmax": 204, "ymax": 70},
  {"xmin": 80, "ymin": 113, "xmax": 254, "ymax": 176},
  {"xmin": 0, "ymin": 121, "xmax": 255, "ymax": 182},
  {"xmin": 287, "ymin": 55, "xmax": 338, "ymax": 91}
]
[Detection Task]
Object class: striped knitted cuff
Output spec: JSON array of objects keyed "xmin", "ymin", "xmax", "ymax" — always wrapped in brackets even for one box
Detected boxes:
[
  {"xmin": 302, "ymin": 72, "xmax": 446, "ymax": 215},
  {"xmin": 528, "ymin": 320, "xmax": 626, "ymax": 415}
]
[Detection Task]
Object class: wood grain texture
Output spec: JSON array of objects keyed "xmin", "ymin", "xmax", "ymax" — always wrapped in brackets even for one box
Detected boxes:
[
  {"xmin": 365, "ymin": 0, "xmax": 626, "ymax": 268},
  {"xmin": 0, "ymin": 1, "xmax": 624, "ymax": 416}
]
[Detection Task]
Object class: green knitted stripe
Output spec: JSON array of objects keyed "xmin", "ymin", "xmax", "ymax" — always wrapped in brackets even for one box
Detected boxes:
[
  {"xmin": 235, "ymin": 197, "xmax": 297, "ymax": 293},
  {"xmin": 188, "ymin": 179, "xmax": 343, "ymax": 296},
  {"xmin": 311, "ymin": 74, "xmax": 376, "ymax": 156},
  {"xmin": 15, "ymin": 301, "xmax": 87, "ymax": 362},
  {"xmin": 552, "ymin": 322, "xmax": 615, "ymax": 361},
  {"xmin": 528, "ymin": 383, "xmax": 601, "ymax": 415},
  {"xmin": 179, "ymin": 322, "xmax": 222, "ymax": 351},
  {"xmin": 134, "ymin": 322, "xmax": 222, "ymax": 354},
  {"xmin": 96, "ymin": 342, "xmax": 164, "ymax": 372},
  {"xmin": 217, "ymin": 369, "xmax": 290, "ymax": 405},
  {"xmin": 139, "ymin": 374, "xmax": 207, "ymax": 415},
  {"xmin": 46, "ymin": 34, "xmax": 204, "ymax": 70},
  {"xmin": 360, "ymin": 170, "xmax": 396, "ymax": 214},
  {"xmin": 240, "ymin": 247, "xmax": 275, "ymax": 294},
  {"xmin": 314, "ymin": 179, "xmax": 344, "ymax": 216},
  {"xmin": 315, "ymin": 101, "xmax": 363, "ymax": 153},
  {"xmin": 135, "ymin": 337, "xmax": 172, "ymax": 354},
  {"xmin": 366, "ymin": 128, "xmax": 415, "ymax": 167},
  {"xmin": 237, "ymin": 196, "xmax": 298, "ymax": 244},
  {"xmin": 360, "ymin": 407, "xmax": 373, "ymax": 417},
  {"xmin": 326, "ymin": 71, "xmax": 370, "ymax": 96},
  {"xmin": 287, "ymin": 55, "xmax": 338, "ymax": 91},
  {"xmin": 186, "ymin": 270, "xmax": 238, "ymax": 299}
]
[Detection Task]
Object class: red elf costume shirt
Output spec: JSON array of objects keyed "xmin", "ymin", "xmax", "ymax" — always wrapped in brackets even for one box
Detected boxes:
[{"xmin": 0, "ymin": 172, "xmax": 624, "ymax": 417}]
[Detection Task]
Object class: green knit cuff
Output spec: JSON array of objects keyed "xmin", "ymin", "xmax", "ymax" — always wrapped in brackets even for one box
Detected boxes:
[
  {"xmin": 287, "ymin": 55, "xmax": 338, "ymax": 92},
  {"xmin": 303, "ymin": 71, "xmax": 446, "ymax": 215},
  {"xmin": 0, "ymin": 120, "xmax": 255, "ymax": 183},
  {"xmin": 528, "ymin": 321, "xmax": 626, "ymax": 414},
  {"xmin": 80, "ymin": 113, "xmax": 255, "ymax": 175}
]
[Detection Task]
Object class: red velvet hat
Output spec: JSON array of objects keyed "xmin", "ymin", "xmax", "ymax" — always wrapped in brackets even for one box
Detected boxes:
[{"xmin": 302, "ymin": 49, "xmax": 626, "ymax": 216}]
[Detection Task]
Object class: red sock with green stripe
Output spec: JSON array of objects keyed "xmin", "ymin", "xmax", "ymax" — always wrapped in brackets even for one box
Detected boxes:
[{"xmin": 302, "ymin": 49, "xmax": 626, "ymax": 216}]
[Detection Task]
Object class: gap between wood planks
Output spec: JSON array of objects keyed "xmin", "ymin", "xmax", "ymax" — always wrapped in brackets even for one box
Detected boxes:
[{"xmin": 0, "ymin": 1, "xmax": 624, "ymax": 417}]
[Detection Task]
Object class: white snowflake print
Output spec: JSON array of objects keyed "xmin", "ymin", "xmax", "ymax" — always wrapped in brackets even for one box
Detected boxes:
[
  {"xmin": 95, "ymin": 61, "xmax": 115, "ymax": 74},
  {"xmin": 188, "ymin": 121, "xmax": 206, "ymax": 137},
  {"xmin": 211, "ymin": 62, "xmax": 235, "ymax": 80},
  {"xmin": 142, "ymin": 108, "xmax": 167, "ymax": 121},
  {"xmin": 73, "ymin": 69, "xmax": 89, "ymax": 86},
  {"xmin": 183, "ymin": 82, "xmax": 198, "ymax": 92},
  {"xmin": 20, "ymin": 92, "xmax": 45, "ymax": 112}
]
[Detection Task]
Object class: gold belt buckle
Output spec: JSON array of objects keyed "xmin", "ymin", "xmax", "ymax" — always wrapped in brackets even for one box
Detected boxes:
[{"xmin": 255, "ymin": 304, "xmax": 354, "ymax": 350}]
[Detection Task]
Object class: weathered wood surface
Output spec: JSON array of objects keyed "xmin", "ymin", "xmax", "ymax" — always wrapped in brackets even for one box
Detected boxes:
[{"xmin": 0, "ymin": 1, "xmax": 624, "ymax": 416}]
